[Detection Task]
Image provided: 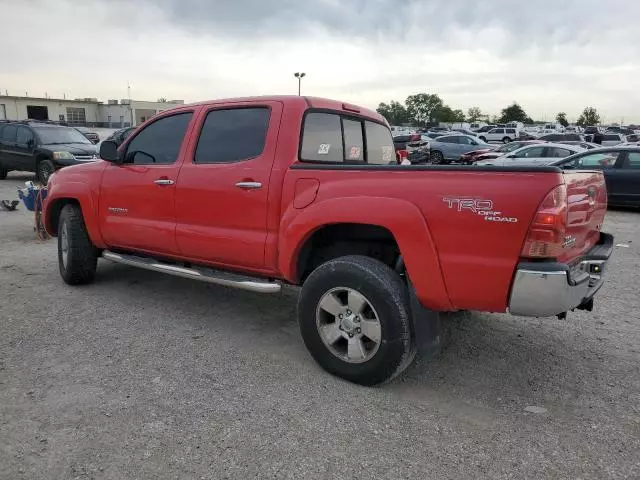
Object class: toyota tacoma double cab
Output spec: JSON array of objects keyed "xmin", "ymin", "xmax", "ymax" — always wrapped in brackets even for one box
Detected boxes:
[{"xmin": 44, "ymin": 96, "xmax": 613, "ymax": 385}]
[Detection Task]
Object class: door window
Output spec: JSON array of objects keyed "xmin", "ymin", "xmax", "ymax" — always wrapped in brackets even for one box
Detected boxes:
[
  {"xmin": 125, "ymin": 112, "xmax": 193, "ymax": 165},
  {"xmin": 514, "ymin": 146, "xmax": 545, "ymax": 158},
  {"xmin": 572, "ymin": 152, "xmax": 620, "ymax": 169},
  {"xmin": 16, "ymin": 127, "xmax": 34, "ymax": 146},
  {"xmin": 549, "ymin": 147, "xmax": 573, "ymax": 158},
  {"xmin": 1, "ymin": 124, "xmax": 17, "ymax": 143},
  {"xmin": 195, "ymin": 108, "xmax": 270, "ymax": 164},
  {"xmin": 624, "ymin": 152, "xmax": 640, "ymax": 169}
]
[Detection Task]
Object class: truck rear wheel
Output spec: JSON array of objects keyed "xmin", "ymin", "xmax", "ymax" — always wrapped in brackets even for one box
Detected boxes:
[
  {"xmin": 58, "ymin": 204, "xmax": 98, "ymax": 285},
  {"xmin": 298, "ymin": 255, "xmax": 415, "ymax": 385}
]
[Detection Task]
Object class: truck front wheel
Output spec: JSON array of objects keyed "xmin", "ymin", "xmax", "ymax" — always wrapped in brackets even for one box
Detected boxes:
[
  {"xmin": 58, "ymin": 204, "xmax": 98, "ymax": 285},
  {"xmin": 298, "ymin": 256, "xmax": 415, "ymax": 385}
]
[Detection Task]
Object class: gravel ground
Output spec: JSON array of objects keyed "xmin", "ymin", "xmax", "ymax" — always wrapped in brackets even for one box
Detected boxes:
[{"xmin": 1, "ymin": 172, "xmax": 639, "ymax": 479}]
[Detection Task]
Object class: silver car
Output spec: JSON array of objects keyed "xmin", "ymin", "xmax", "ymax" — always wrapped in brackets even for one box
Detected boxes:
[
  {"xmin": 475, "ymin": 143, "xmax": 584, "ymax": 166},
  {"xmin": 429, "ymin": 134, "xmax": 491, "ymax": 164}
]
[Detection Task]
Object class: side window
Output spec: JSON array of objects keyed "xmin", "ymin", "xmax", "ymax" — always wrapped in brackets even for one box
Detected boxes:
[
  {"xmin": 342, "ymin": 119, "xmax": 363, "ymax": 161},
  {"xmin": 126, "ymin": 112, "xmax": 192, "ymax": 165},
  {"xmin": 301, "ymin": 113, "xmax": 343, "ymax": 162},
  {"xmin": 16, "ymin": 127, "xmax": 34, "ymax": 146},
  {"xmin": 506, "ymin": 128, "xmax": 515, "ymax": 134},
  {"xmin": 515, "ymin": 146, "xmax": 545, "ymax": 158},
  {"xmin": 550, "ymin": 147, "xmax": 572, "ymax": 158},
  {"xmin": 439, "ymin": 136, "xmax": 458, "ymax": 144},
  {"xmin": 495, "ymin": 128, "xmax": 505, "ymax": 134},
  {"xmin": 2, "ymin": 124, "xmax": 17, "ymax": 143},
  {"xmin": 577, "ymin": 152, "xmax": 619, "ymax": 168},
  {"xmin": 365, "ymin": 121, "xmax": 395, "ymax": 165},
  {"xmin": 195, "ymin": 108, "xmax": 270, "ymax": 164},
  {"xmin": 625, "ymin": 152, "xmax": 640, "ymax": 169}
]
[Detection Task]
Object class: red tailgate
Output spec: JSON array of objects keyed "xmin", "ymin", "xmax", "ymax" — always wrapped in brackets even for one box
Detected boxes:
[{"xmin": 558, "ymin": 171, "xmax": 608, "ymax": 263}]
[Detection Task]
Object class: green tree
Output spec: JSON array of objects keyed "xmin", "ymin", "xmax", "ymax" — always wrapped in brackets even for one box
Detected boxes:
[
  {"xmin": 498, "ymin": 102, "xmax": 532, "ymax": 124},
  {"xmin": 555, "ymin": 112, "xmax": 569, "ymax": 127},
  {"xmin": 576, "ymin": 107, "xmax": 601, "ymax": 127},
  {"xmin": 452, "ymin": 109, "xmax": 466, "ymax": 123},
  {"xmin": 405, "ymin": 93, "xmax": 444, "ymax": 126},
  {"xmin": 467, "ymin": 106, "xmax": 483, "ymax": 122},
  {"xmin": 376, "ymin": 101, "xmax": 411, "ymax": 125}
]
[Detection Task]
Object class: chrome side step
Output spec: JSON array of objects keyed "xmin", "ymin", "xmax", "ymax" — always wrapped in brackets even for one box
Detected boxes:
[{"xmin": 102, "ymin": 250, "xmax": 281, "ymax": 294}]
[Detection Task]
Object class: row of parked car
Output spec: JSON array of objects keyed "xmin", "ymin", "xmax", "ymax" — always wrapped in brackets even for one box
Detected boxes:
[
  {"xmin": 0, "ymin": 120, "xmax": 136, "ymax": 184},
  {"xmin": 390, "ymin": 129, "xmax": 640, "ymax": 206}
]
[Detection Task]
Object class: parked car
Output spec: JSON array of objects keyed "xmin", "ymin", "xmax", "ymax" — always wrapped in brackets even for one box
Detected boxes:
[
  {"xmin": 552, "ymin": 146, "xmax": 640, "ymax": 207},
  {"xmin": 600, "ymin": 133, "xmax": 626, "ymax": 146},
  {"xmin": 451, "ymin": 128, "xmax": 478, "ymax": 137},
  {"xmin": 0, "ymin": 121, "xmax": 98, "ymax": 183},
  {"xmin": 393, "ymin": 133, "xmax": 420, "ymax": 162},
  {"xmin": 405, "ymin": 137, "xmax": 430, "ymax": 164},
  {"xmin": 537, "ymin": 133, "xmax": 584, "ymax": 142},
  {"xmin": 43, "ymin": 95, "xmax": 612, "ymax": 385},
  {"xmin": 562, "ymin": 141, "xmax": 601, "ymax": 150},
  {"xmin": 474, "ymin": 125, "xmax": 496, "ymax": 133},
  {"xmin": 462, "ymin": 140, "xmax": 544, "ymax": 164},
  {"xmin": 105, "ymin": 126, "xmax": 136, "ymax": 147},
  {"xmin": 74, "ymin": 126, "xmax": 100, "ymax": 144},
  {"xmin": 475, "ymin": 143, "xmax": 584, "ymax": 166},
  {"xmin": 429, "ymin": 134, "xmax": 492, "ymax": 164},
  {"xmin": 477, "ymin": 127, "xmax": 519, "ymax": 144},
  {"xmin": 626, "ymin": 133, "xmax": 640, "ymax": 143}
]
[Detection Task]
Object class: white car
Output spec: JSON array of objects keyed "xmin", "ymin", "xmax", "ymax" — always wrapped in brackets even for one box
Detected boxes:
[
  {"xmin": 600, "ymin": 133, "xmax": 626, "ymax": 146},
  {"xmin": 477, "ymin": 127, "xmax": 520, "ymax": 144},
  {"xmin": 475, "ymin": 143, "xmax": 584, "ymax": 166}
]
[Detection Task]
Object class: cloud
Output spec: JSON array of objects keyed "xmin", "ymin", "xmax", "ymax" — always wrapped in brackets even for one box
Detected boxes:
[{"xmin": 1, "ymin": 0, "xmax": 639, "ymax": 122}]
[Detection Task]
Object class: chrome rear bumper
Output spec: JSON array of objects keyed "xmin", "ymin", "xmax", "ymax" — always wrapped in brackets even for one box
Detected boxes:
[{"xmin": 508, "ymin": 233, "xmax": 613, "ymax": 317}]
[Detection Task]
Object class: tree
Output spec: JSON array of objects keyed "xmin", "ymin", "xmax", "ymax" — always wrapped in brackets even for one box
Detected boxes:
[
  {"xmin": 467, "ymin": 106, "xmax": 483, "ymax": 122},
  {"xmin": 498, "ymin": 102, "xmax": 532, "ymax": 124},
  {"xmin": 576, "ymin": 107, "xmax": 601, "ymax": 127},
  {"xmin": 405, "ymin": 93, "xmax": 444, "ymax": 126},
  {"xmin": 555, "ymin": 112, "xmax": 569, "ymax": 127},
  {"xmin": 376, "ymin": 101, "xmax": 411, "ymax": 125}
]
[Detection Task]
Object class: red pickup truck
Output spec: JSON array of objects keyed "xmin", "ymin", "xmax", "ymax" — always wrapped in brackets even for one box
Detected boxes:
[{"xmin": 44, "ymin": 96, "xmax": 613, "ymax": 385}]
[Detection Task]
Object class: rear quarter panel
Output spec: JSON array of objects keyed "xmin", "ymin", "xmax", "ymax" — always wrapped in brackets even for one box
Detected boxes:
[{"xmin": 281, "ymin": 166, "xmax": 564, "ymax": 312}]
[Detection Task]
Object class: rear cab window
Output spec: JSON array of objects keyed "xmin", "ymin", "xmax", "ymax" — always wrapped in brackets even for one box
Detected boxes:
[{"xmin": 300, "ymin": 112, "xmax": 395, "ymax": 165}]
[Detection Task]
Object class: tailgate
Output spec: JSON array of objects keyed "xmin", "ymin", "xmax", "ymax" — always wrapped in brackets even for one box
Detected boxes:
[{"xmin": 559, "ymin": 170, "xmax": 608, "ymax": 263}]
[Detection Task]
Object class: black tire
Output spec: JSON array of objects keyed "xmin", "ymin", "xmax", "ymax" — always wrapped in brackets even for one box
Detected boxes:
[
  {"xmin": 502, "ymin": 137, "xmax": 511, "ymax": 144},
  {"xmin": 431, "ymin": 151, "xmax": 444, "ymax": 164},
  {"xmin": 479, "ymin": 136, "xmax": 487, "ymax": 143},
  {"xmin": 298, "ymin": 255, "xmax": 415, "ymax": 386},
  {"xmin": 37, "ymin": 159, "xmax": 55, "ymax": 185},
  {"xmin": 0, "ymin": 168, "xmax": 7, "ymax": 180},
  {"xmin": 58, "ymin": 204, "xmax": 98, "ymax": 285}
]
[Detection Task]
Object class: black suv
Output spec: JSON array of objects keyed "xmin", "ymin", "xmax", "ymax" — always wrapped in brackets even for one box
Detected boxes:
[
  {"xmin": 0, "ymin": 121, "xmax": 98, "ymax": 183},
  {"xmin": 537, "ymin": 133, "xmax": 585, "ymax": 142}
]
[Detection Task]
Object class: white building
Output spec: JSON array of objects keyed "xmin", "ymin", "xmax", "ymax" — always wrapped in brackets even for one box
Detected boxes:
[{"xmin": 0, "ymin": 94, "xmax": 184, "ymax": 127}]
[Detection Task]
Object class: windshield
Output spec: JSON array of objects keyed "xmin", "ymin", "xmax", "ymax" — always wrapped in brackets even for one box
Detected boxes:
[{"xmin": 34, "ymin": 126, "xmax": 92, "ymax": 145}]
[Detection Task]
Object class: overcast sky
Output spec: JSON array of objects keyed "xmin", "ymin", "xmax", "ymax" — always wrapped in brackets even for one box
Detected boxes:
[{"xmin": 2, "ymin": 0, "xmax": 639, "ymax": 123}]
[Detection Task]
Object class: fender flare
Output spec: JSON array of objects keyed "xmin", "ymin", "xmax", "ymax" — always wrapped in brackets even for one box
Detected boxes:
[
  {"xmin": 278, "ymin": 196, "xmax": 453, "ymax": 311},
  {"xmin": 44, "ymin": 181, "xmax": 106, "ymax": 247}
]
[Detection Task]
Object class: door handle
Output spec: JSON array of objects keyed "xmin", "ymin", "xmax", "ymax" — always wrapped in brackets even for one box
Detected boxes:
[
  {"xmin": 235, "ymin": 181, "xmax": 262, "ymax": 190},
  {"xmin": 154, "ymin": 179, "xmax": 175, "ymax": 185}
]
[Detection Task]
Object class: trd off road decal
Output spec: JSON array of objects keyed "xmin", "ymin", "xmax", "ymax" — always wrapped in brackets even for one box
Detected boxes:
[{"xmin": 442, "ymin": 197, "xmax": 518, "ymax": 223}]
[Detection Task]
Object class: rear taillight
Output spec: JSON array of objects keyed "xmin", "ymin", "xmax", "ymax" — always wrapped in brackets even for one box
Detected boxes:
[{"xmin": 521, "ymin": 184, "xmax": 568, "ymax": 259}]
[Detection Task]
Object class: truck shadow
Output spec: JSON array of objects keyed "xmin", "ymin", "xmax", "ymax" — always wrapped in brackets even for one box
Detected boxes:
[{"xmin": 96, "ymin": 263, "xmax": 609, "ymax": 403}]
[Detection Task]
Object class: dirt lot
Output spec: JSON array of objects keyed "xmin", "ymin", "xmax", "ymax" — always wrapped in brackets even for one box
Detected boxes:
[{"xmin": 1, "ymin": 172, "xmax": 639, "ymax": 479}]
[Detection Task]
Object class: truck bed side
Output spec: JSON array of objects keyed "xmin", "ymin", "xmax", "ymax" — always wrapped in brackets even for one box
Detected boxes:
[{"xmin": 280, "ymin": 165, "xmax": 566, "ymax": 312}]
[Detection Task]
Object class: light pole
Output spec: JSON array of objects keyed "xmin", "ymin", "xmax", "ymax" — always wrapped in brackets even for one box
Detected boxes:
[{"xmin": 294, "ymin": 72, "xmax": 306, "ymax": 96}]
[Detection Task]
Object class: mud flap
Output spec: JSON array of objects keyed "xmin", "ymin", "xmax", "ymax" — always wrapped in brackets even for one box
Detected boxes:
[{"xmin": 408, "ymin": 280, "xmax": 441, "ymax": 358}]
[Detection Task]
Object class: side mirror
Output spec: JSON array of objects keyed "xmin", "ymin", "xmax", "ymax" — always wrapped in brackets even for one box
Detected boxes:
[
  {"xmin": 99, "ymin": 140, "xmax": 119, "ymax": 163},
  {"xmin": 26, "ymin": 139, "xmax": 35, "ymax": 148},
  {"xmin": 506, "ymin": 154, "xmax": 515, "ymax": 159}
]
